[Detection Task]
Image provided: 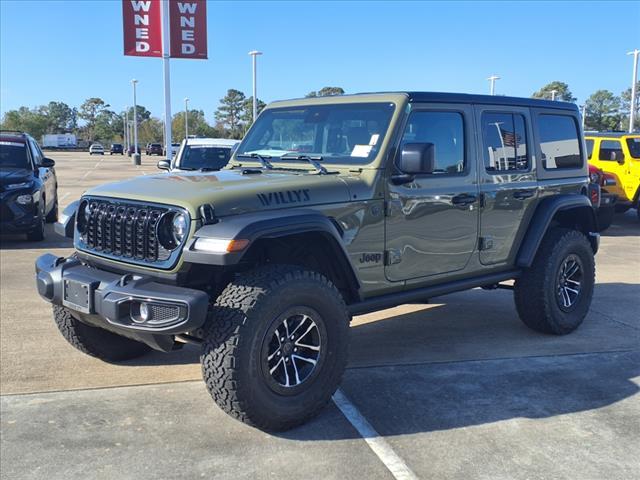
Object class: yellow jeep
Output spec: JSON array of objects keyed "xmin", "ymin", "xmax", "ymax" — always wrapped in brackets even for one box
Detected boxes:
[{"xmin": 586, "ymin": 133, "xmax": 640, "ymax": 218}]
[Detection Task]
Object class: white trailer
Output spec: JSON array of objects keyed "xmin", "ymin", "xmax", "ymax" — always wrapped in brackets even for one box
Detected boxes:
[{"xmin": 41, "ymin": 134, "xmax": 77, "ymax": 148}]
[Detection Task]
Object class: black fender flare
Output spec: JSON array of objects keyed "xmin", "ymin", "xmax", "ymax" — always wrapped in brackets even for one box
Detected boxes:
[
  {"xmin": 516, "ymin": 194, "xmax": 598, "ymax": 268},
  {"xmin": 183, "ymin": 209, "xmax": 361, "ymax": 292}
]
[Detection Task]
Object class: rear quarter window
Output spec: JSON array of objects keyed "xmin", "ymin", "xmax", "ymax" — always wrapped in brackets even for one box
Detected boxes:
[
  {"xmin": 585, "ymin": 139, "xmax": 594, "ymax": 160},
  {"xmin": 538, "ymin": 114, "xmax": 582, "ymax": 169}
]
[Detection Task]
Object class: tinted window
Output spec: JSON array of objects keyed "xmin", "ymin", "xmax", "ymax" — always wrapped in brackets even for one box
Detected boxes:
[
  {"xmin": 598, "ymin": 140, "xmax": 624, "ymax": 161},
  {"xmin": 481, "ymin": 112, "xmax": 528, "ymax": 172},
  {"xmin": 0, "ymin": 141, "xmax": 30, "ymax": 169},
  {"xmin": 538, "ymin": 115, "xmax": 582, "ymax": 169},
  {"xmin": 625, "ymin": 137, "xmax": 640, "ymax": 158},
  {"xmin": 401, "ymin": 111, "xmax": 465, "ymax": 174},
  {"xmin": 585, "ymin": 139, "xmax": 594, "ymax": 159},
  {"xmin": 180, "ymin": 146, "xmax": 231, "ymax": 170}
]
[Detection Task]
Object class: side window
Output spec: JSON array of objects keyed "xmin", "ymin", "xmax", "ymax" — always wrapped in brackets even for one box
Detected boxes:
[
  {"xmin": 400, "ymin": 111, "xmax": 465, "ymax": 174},
  {"xmin": 585, "ymin": 139, "xmax": 594, "ymax": 160},
  {"xmin": 538, "ymin": 114, "xmax": 582, "ymax": 169},
  {"xmin": 598, "ymin": 140, "xmax": 624, "ymax": 162},
  {"xmin": 481, "ymin": 112, "xmax": 529, "ymax": 172},
  {"xmin": 28, "ymin": 139, "xmax": 43, "ymax": 165}
]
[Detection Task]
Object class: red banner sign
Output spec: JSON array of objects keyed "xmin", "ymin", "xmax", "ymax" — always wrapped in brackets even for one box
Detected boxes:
[
  {"xmin": 169, "ymin": 0, "xmax": 208, "ymax": 59},
  {"xmin": 122, "ymin": 0, "xmax": 207, "ymax": 59}
]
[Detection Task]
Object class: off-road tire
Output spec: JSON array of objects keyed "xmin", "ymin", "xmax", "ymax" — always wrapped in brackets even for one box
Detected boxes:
[
  {"xmin": 514, "ymin": 227, "xmax": 595, "ymax": 335},
  {"xmin": 45, "ymin": 197, "xmax": 58, "ymax": 223},
  {"xmin": 53, "ymin": 305, "xmax": 151, "ymax": 362},
  {"xmin": 201, "ymin": 265, "xmax": 350, "ymax": 431}
]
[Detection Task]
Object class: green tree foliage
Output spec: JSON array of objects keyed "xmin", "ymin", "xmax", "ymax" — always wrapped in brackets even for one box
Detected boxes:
[
  {"xmin": 137, "ymin": 117, "xmax": 164, "ymax": 145},
  {"xmin": 0, "ymin": 107, "xmax": 49, "ymax": 140},
  {"xmin": 215, "ymin": 89, "xmax": 246, "ymax": 138},
  {"xmin": 620, "ymin": 82, "xmax": 640, "ymax": 128},
  {"xmin": 172, "ymin": 109, "xmax": 221, "ymax": 140},
  {"xmin": 127, "ymin": 105, "xmax": 152, "ymax": 122},
  {"xmin": 585, "ymin": 90, "xmax": 622, "ymax": 131},
  {"xmin": 41, "ymin": 101, "xmax": 76, "ymax": 133},
  {"xmin": 532, "ymin": 81, "xmax": 576, "ymax": 102},
  {"xmin": 79, "ymin": 97, "xmax": 110, "ymax": 140},
  {"xmin": 241, "ymin": 97, "xmax": 266, "ymax": 127},
  {"xmin": 306, "ymin": 87, "xmax": 345, "ymax": 98}
]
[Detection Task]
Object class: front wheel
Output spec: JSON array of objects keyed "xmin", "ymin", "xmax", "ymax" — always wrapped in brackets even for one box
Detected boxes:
[
  {"xmin": 201, "ymin": 265, "xmax": 350, "ymax": 431},
  {"xmin": 53, "ymin": 306, "xmax": 151, "ymax": 362},
  {"xmin": 514, "ymin": 228, "xmax": 595, "ymax": 335}
]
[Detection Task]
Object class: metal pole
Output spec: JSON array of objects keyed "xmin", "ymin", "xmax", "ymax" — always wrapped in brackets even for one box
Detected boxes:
[
  {"xmin": 551, "ymin": 90, "xmax": 557, "ymax": 101},
  {"xmin": 581, "ymin": 104, "xmax": 586, "ymax": 131},
  {"xmin": 249, "ymin": 51, "xmax": 263, "ymax": 123},
  {"xmin": 123, "ymin": 109, "xmax": 129, "ymax": 152},
  {"xmin": 487, "ymin": 75, "xmax": 500, "ymax": 95},
  {"xmin": 132, "ymin": 79, "xmax": 140, "ymax": 164},
  {"xmin": 184, "ymin": 98, "xmax": 189, "ymax": 140},
  {"xmin": 628, "ymin": 49, "xmax": 639, "ymax": 133},
  {"xmin": 162, "ymin": 0, "xmax": 172, "ymax": 161}
]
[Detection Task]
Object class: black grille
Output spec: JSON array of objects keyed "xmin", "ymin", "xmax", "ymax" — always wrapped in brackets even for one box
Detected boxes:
[{"xmin": 80, "ymin": 198, "xmax": 176, "ymax": 265}]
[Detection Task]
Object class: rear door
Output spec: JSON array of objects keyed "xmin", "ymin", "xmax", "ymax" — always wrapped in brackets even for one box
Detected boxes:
[{"xmin": 475, "ymin": 106, "xmax": 538, "ymax": 266}]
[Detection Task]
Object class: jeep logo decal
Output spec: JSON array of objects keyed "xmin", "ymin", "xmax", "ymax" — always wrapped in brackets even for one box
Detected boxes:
[
  {"xmin": 257, "ymin": 189, "xmax": 311, "ymax": 207},
  {"xmin": 359, "ymin": 252, "xmax": 383, "ymax": 264}
]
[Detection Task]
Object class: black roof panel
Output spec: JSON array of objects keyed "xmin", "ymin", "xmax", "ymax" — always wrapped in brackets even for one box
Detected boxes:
[{"xmin": 406, "ymin": 92, "xmax": 577, "ymax": 110}]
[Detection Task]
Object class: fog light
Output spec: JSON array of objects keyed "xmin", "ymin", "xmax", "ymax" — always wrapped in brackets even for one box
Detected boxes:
[
  {"xmin": 139, "ymin": 302, "xmax": 151, "ymax": 321},
  {"xmin": 16, "ymin": 194, "xmax": 33, "ymax": 205}
]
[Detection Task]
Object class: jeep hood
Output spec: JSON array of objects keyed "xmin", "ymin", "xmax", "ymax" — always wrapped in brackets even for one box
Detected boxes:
[{"xmin": 85, "ymin": 169, "xmax": 354, "ymax": 217}]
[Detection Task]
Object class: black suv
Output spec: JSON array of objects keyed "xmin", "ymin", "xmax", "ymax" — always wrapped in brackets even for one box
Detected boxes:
[
  {"xmin": 1, "ymin": 131, "xmax": 58, "ymax": 241},
  {"xmin": 37, "ymin": 92, "xmax": 599, "ymax": 430},
  {"xmin": 110, "ymin": 143, "xmax": 124, "ymax": 155}
]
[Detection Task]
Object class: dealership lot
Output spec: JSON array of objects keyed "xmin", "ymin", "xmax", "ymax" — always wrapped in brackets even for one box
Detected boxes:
[{"xmin": 1, "ymin": 151, "xmax": 639, "ymax": 479}]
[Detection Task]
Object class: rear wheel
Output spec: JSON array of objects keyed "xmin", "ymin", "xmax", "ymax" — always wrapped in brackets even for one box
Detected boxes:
[
  {"xmin": 201, "ymin": 265, "xmax": 350, "ymax": 431},
  {"xmin": 514, "ymin": 228, "xmax": 595, "ymax": 335},
  {"xmin": 53, "ymin": 306, "xmax": 151, "ymax": 362}
]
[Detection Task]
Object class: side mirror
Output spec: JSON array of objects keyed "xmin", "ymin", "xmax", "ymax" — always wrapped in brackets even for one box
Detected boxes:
[
  {"xmin": 157, "ymin": 160, "xmax": 171, "ymax": 171},
  {"xmin": 40, "ymin": 157, "xmax": 55, "ymax": 168},
  {"xmin": 398, "ymin": 143, "xmax": 435, "ymax": 174}
]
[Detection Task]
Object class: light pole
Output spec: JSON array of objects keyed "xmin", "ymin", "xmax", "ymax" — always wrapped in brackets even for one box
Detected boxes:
[
  {"xmin": 123, "ymin": 108, "xmax": 129, "ymax": 153},
  {"xmin": 580, "ymin": 104, "xmax": 586, "ymax": 131},
  {"xmin": 184, "ymin": 97, "xmax": 189, "ymax": 140},
  {"xmin": 551, "ymin": 89, "xmax": 558, "ymax": 101},
  {"xmin": 487, "ymin": 75, "xmax": 500, "ymax": 96},
  {"xmin": 627, "ymin": 49, "xmax": 639, "ymax": 133},
  {"xmin": 131, "ymin": 79, "xmax": 140, "ymax": 164},
  {"xmin": 248, "ymin": 50, "xmax": 263, "ymax": 123}
]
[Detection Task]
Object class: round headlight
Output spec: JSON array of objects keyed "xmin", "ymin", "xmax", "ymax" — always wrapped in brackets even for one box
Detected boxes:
[
  {"xmin": 171, "ymin": 213, "xmax": 188, "ymax": 244},
  {"xmin": 77, "ymin": 200, "xmax": 90, "ymax": 233}
]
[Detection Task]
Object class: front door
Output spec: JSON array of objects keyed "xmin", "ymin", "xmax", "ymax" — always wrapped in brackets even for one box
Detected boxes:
[
  {"xmin": 475, "ymin": 106, "xmax": 538, "ymax": 266},
  {"xmin": 385, "ymin": 104, "xmax": 479, "ymax": 282}
]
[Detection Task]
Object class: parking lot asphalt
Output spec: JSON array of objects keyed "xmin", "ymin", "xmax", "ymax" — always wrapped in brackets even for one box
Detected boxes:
[{"xmin": 1, "ymin": 151, "xmax": 639, "ymax": 479}]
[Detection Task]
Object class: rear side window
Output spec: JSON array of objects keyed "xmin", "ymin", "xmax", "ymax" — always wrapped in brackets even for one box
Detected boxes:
[
  {"xmin": 626, "ymin": 137, "xmax": 640, "ymax": 158},
  {"xmin": 401, "ymin": 111, "xmax": 465, "ymax": 174},
  {"xmin": 538, "ymin": 115, "xmax": 582, "ymax": 169},
  {"xmin": 481, "ymin": 112, "xmax": 529, "ymax": 172},
  {"xmin": 598, "ymin": 140, "xmax": 624, "ymax": 162},
  {"xmin": 585, "ymin": 139, "xmax": 594, "ymax": 159}
]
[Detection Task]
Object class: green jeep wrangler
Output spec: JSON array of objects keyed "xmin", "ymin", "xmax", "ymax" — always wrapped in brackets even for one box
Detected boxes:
[{"xmin": 36, "ymin": 92, "xmax": 599, "ymax": 431}]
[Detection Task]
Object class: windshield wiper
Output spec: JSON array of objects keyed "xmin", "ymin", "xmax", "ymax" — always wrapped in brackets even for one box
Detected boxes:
[
  {"xmin": 236, "ymin": 153, "xmax": 273, "ymax": 169},
  {"xmin": 279, "ymin": 154, "xmax": 328, "ymax": 174}
]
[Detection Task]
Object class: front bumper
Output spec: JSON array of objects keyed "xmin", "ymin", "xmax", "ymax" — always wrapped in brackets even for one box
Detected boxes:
[
  {"xmin": 1, "ymin": 194, "xmax": 40, "ymax": 233},
  {"xmin": 35, "ymin": 253, "xmax": 210, "ymax": 350}
]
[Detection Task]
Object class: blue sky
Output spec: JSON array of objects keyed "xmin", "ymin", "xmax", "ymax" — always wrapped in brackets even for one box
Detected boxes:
[{"xmin": 1, "ymin": 0, "xmax": 639, "ymax": 122}]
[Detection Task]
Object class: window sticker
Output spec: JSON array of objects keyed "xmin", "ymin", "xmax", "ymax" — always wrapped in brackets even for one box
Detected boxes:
[
  {"xmin": 369, "ymin": 134, "xmax": 380, "ymax": 146},
  {"xmin": 351, "ymin": 145, "xmax": 373, "ymax": 157}
]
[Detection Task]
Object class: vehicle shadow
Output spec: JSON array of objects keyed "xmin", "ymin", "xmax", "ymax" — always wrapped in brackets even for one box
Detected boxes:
[
  {"xmin": 601, "ymin": 210, "xmax": 640, "ymax": 237},
  {"xmin": 0, "ymin": 225, "xmax": 73, "ymax": 250},
  {"xmin": 121, "ymin": 282, "xmax": 639, "ymax": 441}
]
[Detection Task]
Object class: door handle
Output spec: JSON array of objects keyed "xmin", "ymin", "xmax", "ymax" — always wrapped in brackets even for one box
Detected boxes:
[
  {"xmin": 452, "ymin": 194, "xmax": 477, "ymax": 206},
  {"xmin": 513, "ymin": 190, "xmax": 535, "ymax": 200}
]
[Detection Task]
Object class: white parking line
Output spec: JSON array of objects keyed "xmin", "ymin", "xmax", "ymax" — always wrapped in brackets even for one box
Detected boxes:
[{"xmin": 332, "ymin": 389, "xmax": 418, "ymax": 480}]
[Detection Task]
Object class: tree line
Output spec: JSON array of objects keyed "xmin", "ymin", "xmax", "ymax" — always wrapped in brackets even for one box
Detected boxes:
[
  {"xmin": 532, "ymin": 81, "xmax": 638, "ymax": 131},
  {"xmin": 0, "ymin": 86, "xmax": 345, "ymax": 145},
  {"xmin": 1, "ymin": 82, "xmax": 637, "ymax": 144}
]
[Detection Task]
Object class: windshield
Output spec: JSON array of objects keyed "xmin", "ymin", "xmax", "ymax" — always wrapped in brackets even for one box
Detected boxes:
[
  {"xmin": 626, "ymin": 137, "xmax": 640, "ymax": 158},
  {"xmin": 179, "ymin": 146, "xmax": 232, "ymax": 170},
  {"xmin": 0, "ymin": 141, "xmax": 30, "ymax": 169},
  {"xmin": 237, "ymin": 102, "xmax": 396, "ymax": 165}
]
